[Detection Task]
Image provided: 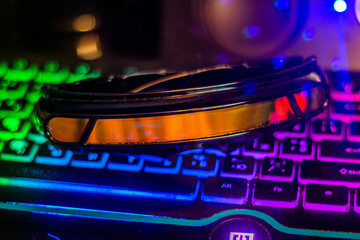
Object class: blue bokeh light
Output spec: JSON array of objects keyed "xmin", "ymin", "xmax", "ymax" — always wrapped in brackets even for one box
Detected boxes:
[
  {"xmin": 243, "ymin": 26, "xmax": 260, "ymax": 38},
  {"xmin": 331, "ymin": 57, "xmax": 341, "ymax": 71},
  {"xmin": 272, "ymin": 55, "xmax": 286, "ymax": 69},
  {"xmin": 274, "ymin": 0, "xmax": 290, "ymax": 10},
  {"xmin": 302, "ymin": 27, "xmax": 316, "ymax": 41},
  {"xmin": 334, "ymin": 0, "xmax": 347, "ymax": 12}
]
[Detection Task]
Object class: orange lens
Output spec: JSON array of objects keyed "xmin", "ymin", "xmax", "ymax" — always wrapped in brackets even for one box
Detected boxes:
[
  {"xmin": 48, "ymin": 117, "xmax": 89, "ymax": 143},
  {"xmin": 86, "ymin": 98, "xmax": 294, "ymax": 145}
]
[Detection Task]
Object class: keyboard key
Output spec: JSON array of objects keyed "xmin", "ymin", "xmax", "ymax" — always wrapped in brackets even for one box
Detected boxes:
[
  {"xmin": 311, "ymin": 119, "xmax": 344, "ymax": 141},
  {"xmin": 299, "ymin": 161, "xmax": 360, "ymax": 187},
  {"xmin": 182, "ymin": 153, "xmax": 220, "ymax": 178},
  {"xmin": 35, "ymin": 143, "xmax": 72, "ymax": 166},
  {"xmin": 0, "ymin": 82, "xmax": 29, "ymax": 100},
  {"xmin": 260, "ymin": 158, "xmax": 294, "ymax": 182},
  {"xmin": 347, "ymin": 121, "xmax": 360, "ymax": 142},
  {"xmin": 70, "ymin": 151, "xmax": 109, "ymax": 169},
  {"xmin": 331, "ymin": 101, "xmax": 360, "ymax": 122},
  {"xmin": 107, "ymin": 154, "xmax": 144, "ymax": 172},
  {"xmin": 273, "ymin": 121, "xmax": 309, "ymax": 139},
  {"xmin": 252, "ymin": 180, "xmax": 299, "ymax": 208},
  {"xmin": 0, "ymin": 139, "xmax": 39, "ymax": 163},
  {"xmin": 0, "ymin": 161, "xmax": 200, "ymax": 201},
  {"xmin": 201, "ymin": 177, "xmax": 248, "ymax": 205},
  {"xmin": 144, "ymin": 154, "xmax": 182, "ymax": 174},
  {"xmin": 220, "ymin": 156, "xmax": 256, "ymax": 180},
  {"xmin": 279, "ymin": 138, "xmax": 315, "ymax": 161},
  {"xmin": 354, "ymin": 189, "xmax": 360, "ymax": 213},
  {"xmin": 0, "ymin": 100, "xmax": 34, "ymax": 119},
  {"xmin": 0, "ymin": 119, "xmax": 31, "ymax": 141},
  {"xmin": 303, "ymin": 184, "xmax": 349, "ymax": 212},
  {"xmin": 318, "ymin": 140, "xmax": 360, "ymax": 163},
  {"xmin": 242, "ymin": 136, "xmax": 278, "ymax": 159}
]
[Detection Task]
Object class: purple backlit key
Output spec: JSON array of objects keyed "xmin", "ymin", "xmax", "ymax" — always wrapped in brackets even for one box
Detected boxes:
[
  {"xmin": 273, "ymin": 121, "xmax": 309, "ymax": 140},
  {"xmin": 311, "ymin": 119, "xmax": 344, "ymax": 141},
  {"xmin": 259, "ymin": 158, "xmax": 294, "ymax": 182},
  {"xmin": 331, "ymin": 101, "xmax": 360, "ymax": 123},
  {"xmin": 220, "ymin": 156, "xmax": 256, "ymax": 180},
  {"xmin": 242, "ymin": 136, "xmax": 278, "ymax": 159},
  {"xmin": 318, "ymin": 140, "xmax": 360, "ymax": 163},
  {"xmin": 299, "ymin": 161, "xmax": 360, "ymax": 187},
  {"xmin": 347, "ymin": 121, "xmax": 360, "ymax": 142},
  {"xmin": 279, "ymin": 138, "xmax": 315, "ymax": 161},
  {"xmin": 201, "ymin": 177, "xmax": 248, "ymax": 205},
  {"xmin": 252, "ymin": 180, "xmax": 299, "ymax": 208},
  {"xmin": 303, "ymin": 184, "xmax": 349, "ymax": 212}
]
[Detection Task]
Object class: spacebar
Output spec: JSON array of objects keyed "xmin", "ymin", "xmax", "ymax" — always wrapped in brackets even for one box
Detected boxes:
[{"xmin": 0, "ymin": 162, "xmax": 200, "ymax": 201}]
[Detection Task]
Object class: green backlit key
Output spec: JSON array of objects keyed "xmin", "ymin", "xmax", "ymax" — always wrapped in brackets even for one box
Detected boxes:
[
  {"xmin": 3, "ymin": 59, "xmax": 38, "ymax": 82},
  {"xmin": 0, "ymin": 119, "xmax": 31, "ymax": 141},
  {"xmin": 0, "ymin": 100, "xmax": 34, "ymax": 119},
  {"xmin": 0, "ymin": 139, "xmax": 39, "ymax": 162},
  {"xmin": 35, "ymin": 61, "xmax": 70, "ymax": 84}
]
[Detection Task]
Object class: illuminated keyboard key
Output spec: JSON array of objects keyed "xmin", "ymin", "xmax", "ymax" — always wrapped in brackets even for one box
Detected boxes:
[
  {"xmin": 107, "ymin": 154, "xmax": 143, "ymax": 172},
  {"xmin": 331, "ymin": 101, "xmax": 360, "ymax": 122},
  {"xmin": 70, "ymin": 151, "xmax": 109, "ymax": 169},
  {"xmin": 242, "ymin": 136, "xmax": 278, "ymax": 159},
  {"xmin": 35, "ymin": 143, "xmax": 72, "ymax": 166},
  {"xmin": 318, "ymin": 140, "xmax": 360, "ymax": 163},
  {"xmin": 259, "ymin": 158, "xmax": 294, "ymax": 182},
  {"xmin": 201, "ymin": 177, "xmax": 248, "ymax": 205},
  {"xmin": 279, "ymin": 138, "xmax": 315, "ymax": 161},
  {"xmin": 311, "ymin": 119, "xmax": 344, "ymax": 141},
  {"xmin": 252, "ymin": 180, "xmax": 299, "ymax": 208},
  {"xmin": 354, "ymin": 189, "xmax": 360, "ymax": 213},
  {"xmin": 0, "ymin": 119, "xmax": 31, "ymax": 141},
  {"xmin": 0, "ymin": 139, "xmax": 39, "ymax": 163},
  {"xmin": 182, "ymin": 153, "xmax": 220, "ymax": 178},
  {"xmin": 303, "ymin": 184, "xmax": 349, "ymax": 212},
  {"xmin": 0, "ymin": 161, "xmax": 200, "ymax": 201},
  {"xmin": 299, "ymin": 161, "xmax": 360, "ymax": 187},
  {"xmin": 144, "ymin": 154, "xmax": 182, "ymax": 174},
  {"xmin": 220, "ymin": 156, "xmax": 256, "ymax": 180},
  {"xmin": 347, "ymin": 121, "xmax": 360, "ymax": 142},
  {"xmin": 274, "ymin": 121, "xmax": 309, "ymax": 139}
]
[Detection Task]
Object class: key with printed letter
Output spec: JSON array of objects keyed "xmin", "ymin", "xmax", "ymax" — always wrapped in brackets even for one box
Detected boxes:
[{"xmin": 252, "ymin": 180, "xmax": 299, "ymax": 208}]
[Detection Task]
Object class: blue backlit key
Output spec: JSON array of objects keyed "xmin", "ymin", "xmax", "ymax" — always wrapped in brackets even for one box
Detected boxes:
[
  {"xmin": 35, "ymin": 143, "xmax": 72, "ymax": 166},
  {"xmin": 182, "ymin": 152, "xmax": 220, "ymax": 178},
  {"xmin": 221, "ymin": 156, "xmax": 256, "ymax": 180},
  {"xmin": 202, "ymin": 177, "xmax": 248, "ymax": 205},
  {"xmin": 70, "ymin": 151, "xmax": 109, "ymax": 169},
  {"xmin": 107, "ymin": 154, "xmax": 144, "ymax": 172},
  {"xmin": 144, "ymin": 154, "xmax": 182, "ymax": 174}
]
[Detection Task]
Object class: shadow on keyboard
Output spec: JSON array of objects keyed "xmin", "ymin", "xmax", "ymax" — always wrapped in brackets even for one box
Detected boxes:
[{"xmin": 1, "ymin": 61, "xmax": 360, "ymax": 239}]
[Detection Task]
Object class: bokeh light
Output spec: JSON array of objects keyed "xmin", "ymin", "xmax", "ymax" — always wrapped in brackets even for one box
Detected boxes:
[
  {"xmin": 76, "ymin": 33, "xmax": 102, "ymax": 60},
  {"xmin": 243, "ymin": 26, "xmax": 260, "ymax": 38},
  {"xmin": 274, "ymin": 0, "xmax": 290, "ymax": 10},
  {"xmin": 216, "ymin": 52, "xmax": 231, "ymax": 64},
  {"xmin": 73, "ymin": 14, "xmax": 96, "ymax": 32},
  {"xmin": 331, "ymin": 57, "xmax": 341, "ymax": 71},
  {"xmin": 334, "ymin": 0, "xmax": 347, "ymax": 13},
  {"xmin": 272, "ymin": 55, "xmax": 286, "ymax": 69},
  {"xmin": 302, "ymin": 27, "xmax": 316, "ymax": 41}
]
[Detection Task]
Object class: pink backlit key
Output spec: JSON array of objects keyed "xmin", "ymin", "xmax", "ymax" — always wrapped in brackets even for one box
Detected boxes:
[{"xmin": 303, "ymin": 184, "xmax": 349, "ymax": 212}]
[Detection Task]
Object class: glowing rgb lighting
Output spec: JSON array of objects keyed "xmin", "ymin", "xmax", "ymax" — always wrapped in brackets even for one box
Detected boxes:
[{"xmin": 334, "ymin": 0, "xmax": 347, "ymax": 12}]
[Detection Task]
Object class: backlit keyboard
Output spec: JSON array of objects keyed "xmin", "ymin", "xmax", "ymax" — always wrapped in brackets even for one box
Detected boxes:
[{"xmin": 2, "ymin": 64, "xmax": 360, "ymax": 239}]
